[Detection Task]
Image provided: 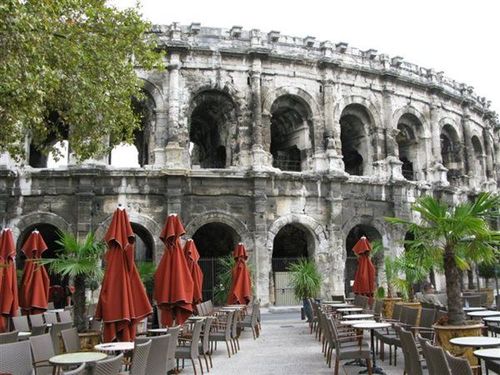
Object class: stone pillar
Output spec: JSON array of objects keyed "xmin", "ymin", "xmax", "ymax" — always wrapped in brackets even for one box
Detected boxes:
[
  {"xmin": 461, "ymin": 106, "xmax": 475, "ymax": 187},
  {"xmin": 428, "ymin": 100, "xmax": 448, "ymax": 185},
  {"xmin": 327, "ymin": 181, "xmax": 347, "ymax": 296},
  {"xmin": 153, "ymin": 109, "xmax": 168, "ymax": 166},
  {"xmin": 382, "ymin": 85, "xmax": 396, "ymax": 157},
  {"xmin": 250, "ymin": 58, "xmax": 272, "ymax": 170},
  {"xmin": 76, "ymin": 174, "xmax": 95, "ymax": 239},
  {"xmin": 165, "ymin": 52, "xmax": 186, "ymax": 169},
  {"xmin": 252, "ymin": 176, "xmax": 269, "ymax": 304},
  {"xmin": 483, "ymin": 129, "xmax": 494, "ymax": 179},
  {"xmin": 323, "ymin": 78, "xmax": 344, "ymax": 174}
]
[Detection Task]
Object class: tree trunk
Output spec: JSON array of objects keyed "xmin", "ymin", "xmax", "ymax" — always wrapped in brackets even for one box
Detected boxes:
[
  {"xmin": 429, "ymin": 268, "xmax": 436, "ymax": 289},
  {"xmin": 467, "ymin": 269, "xmax": 475, "ymax": 290},
  {"xmin": 74, "ymin": 274, "xmax": 87, "ymax": 332},
  {"xmin": 444, "ymin": 246, "xmax": 464, "ymax": 325}
]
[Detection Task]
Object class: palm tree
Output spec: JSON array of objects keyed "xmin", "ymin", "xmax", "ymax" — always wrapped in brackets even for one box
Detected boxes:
[
  {"xmin": 387, "ymin": 192, "xmax": 499, "ymax": 325},
  {"xmin": 39, "ymin": 231, "xmax": 105, "ymax": 332}
]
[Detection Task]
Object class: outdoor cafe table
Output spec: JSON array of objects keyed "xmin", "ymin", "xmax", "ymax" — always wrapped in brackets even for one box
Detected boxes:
[
  {"xmin": 338, "ymin": 307, "xmax": 363, "ymax": 314},
  {"xmin": 95, "ymin": 342, "xmax": 134, "ymax": 352},
  {"xmin": 464, "ymin": 307, "xmax": 487, "ymax": 312},
  {"xmin": 49, "ymin": 351, "xmax": 107, "ymax": 375},
  {"xmin": 467, "ymin": 311, "xmax": 500, "ymax": 318},
  {"xmin": 340, "ymin": 319, "xmax": 376, "ymax": 326},
  {"xmin": 322, "ymin": 302, "xmax": 354, "ymax": 308},
  {"xmin": 352, "ymin": 322, "xmax": 391, "ymax": 375},
  {"xmin": 451, "ymin": 337, "xmax": 500, "ymax": 374},
  {"xmin": 483, "ymin": 316, "xmax": 500, "ymax": 323},
  {"xmin": 18, "ymin": 331, "xmax": 31, "ymax": 340},
  {"xmin": 474, "ymin": 348, "xmax": 500, "ymax": 375},
  {"xmin": 148, "ymin": 328, "xmax": 169, "ymax": 335},
  {"xmin": 343, "ymin": 314, "xmax": 374, "ymax": 320}
]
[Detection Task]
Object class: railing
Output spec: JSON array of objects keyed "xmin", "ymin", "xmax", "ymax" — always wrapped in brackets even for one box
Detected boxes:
[{"xmin": 272, "ymin": 158, "xmax": 301, "ymax": 172}]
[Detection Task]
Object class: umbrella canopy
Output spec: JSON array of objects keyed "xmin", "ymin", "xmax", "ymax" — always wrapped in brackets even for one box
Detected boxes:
[
  {"xmin": 227, "ymin": 243, "xmax": 252, "ymax": 305},
  {"xmin": 154, "ymin": 214, "xmax": 194, "ymax": 327},
  {"xmin": 19, "ymin": 230, "xmax": 50, "ymax": 315},
  {"xmin": 352, "ymin": 236, "xmax": 376, "ymax": 296},
  {"xmin": 183, "ymin": 239, "xmax": 204, "ymax": 307},
  {"xmin": 0, "ymin": 228, "xmax": 19, "ymax": 332},
  {"xmin": 95, "ymin": 207, "xmax": 152, "ymax": 342}
]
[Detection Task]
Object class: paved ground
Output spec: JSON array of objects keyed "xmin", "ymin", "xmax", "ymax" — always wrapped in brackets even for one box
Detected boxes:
[{"xmin": 178, "ymin": 310, "xmax": 406, "ymax": 375}]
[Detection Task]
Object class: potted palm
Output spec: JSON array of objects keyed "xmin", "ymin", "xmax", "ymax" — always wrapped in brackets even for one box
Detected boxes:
[
  {"xmin": 387, "ymin": 192, "xmax": 499, "ymax": 364},
  {"xmin": 287, "ymin": 259, "xmax": 321, "ymax": 322},
  {"xmin": 40, "ymin": 231, "xmax": 105, "ymax": 332}
]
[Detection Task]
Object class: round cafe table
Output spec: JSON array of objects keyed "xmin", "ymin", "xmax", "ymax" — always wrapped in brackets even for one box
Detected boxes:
[
  {"xmin": 484, "ymin": 316, "xmax": 500, "ymax": 323},
  {"xmin": 474, "ymin": 348, "xmax": 500, "ymax": 375},
  {"xmin": 463, "ymin": 307, "xmax": 487, "ymax": 312},
  {"xmin": 353, "ymin": 322, "xmax": 391, "ymax": 374},
  {"xmin": 148, "ymin": 328, "xmax": 169, "ymax": 335},
  {"xmin": 467, "ymin": 310, "xmax": 500, "ymax": 318},
  {"xmin": 49, "ymin": 351, "xmax": 107, "ymax": 375},
  {"xmin": 340, "ymin": 319, "xmax": 376, "ymax": 326},
  {"xmin": 451, "ymin": 336, "xmax": 500, "ymax": 375},
  {"xmin": 94, "ymin": 341, "xmax": 134, "ymax": 352},
  {"xmin": 338, "ymin": 307, "xmax": 363, "ymax": 313},
  {"xmin": 344, "ymin": 314, "xmax": 374, "ymax": 320}
]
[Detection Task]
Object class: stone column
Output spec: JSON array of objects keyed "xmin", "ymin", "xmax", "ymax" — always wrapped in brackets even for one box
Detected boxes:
[
  {"xmin": 250, "ymin": 57, "xmax": 272, "ymax": 169},
  {"xmin": 428, "ymin": 100, "xmax": 448, "ymax": 185},
  {"xmin": 323, "ymin": 78, "xmax": 344, "ymax": 174},
  {"xmin": 461, "ymin": 106, "xmax": 475, "ymax": 187},
  {"xmin": 153, "ymin": 109, "xmax": 168, "ymax": 166},
  {"xmin": 76, "ymin": 175, "xmax": 95, "ymax": 239},
  {"xmin": 483, "ymin": 129, "xmax": 494, "ymax": 179},
  {"xmin": 164, "ymin": 52, "xmax": 186, "ymax": 169},
  {"xmin": 252, "ymin": 176, "xmax": 269, "ymax": 304},
  {"xmin": 382, "ymin": 85, "xmax": 396, "ymax": 157}
]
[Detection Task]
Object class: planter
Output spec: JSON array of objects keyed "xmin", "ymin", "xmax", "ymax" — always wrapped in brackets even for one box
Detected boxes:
[
  {"xmin": 382, "ymin": 297, "xmax": 402, "ymax": 319},
  {"xmin": 79, "ymin": 331, "xmax": 101, "ymax": 351},
  {"xmin": 433, "ymin": 323, "xmax": 484, "ymax": 367}
]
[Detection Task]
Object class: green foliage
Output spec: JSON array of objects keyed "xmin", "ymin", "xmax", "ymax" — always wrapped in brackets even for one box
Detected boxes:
[
  {"xmin": 386, "ymin": 192, "xmax": 500, "ymax": 325},
  {"xmin": 376, "ymin": 286, "xmax": 385, "ymax": 299},
  {"xmin": 39, "ymin": 231, "xmax": 105, "ymax": 280},
  {"xmin": 213, "ymin": 255, "xmax": 236, "ymax": 306},
  {"xmin": 287, "ymin": 259, "xmax": 322, "ymax": 300},
  {"xmin": 137, "ymin": 261, "xmax": 156, "ymax": 299},
  {"xmin": 384, "ymin": 256, "xmax": 398, "ymax": 298},
  {"xmin": 477, "ymin": 262, "xmax": 497, "ymax": 279},
  {"xmin": 0, "ymin": 0, "xmax": 164, "ymax": 161}
]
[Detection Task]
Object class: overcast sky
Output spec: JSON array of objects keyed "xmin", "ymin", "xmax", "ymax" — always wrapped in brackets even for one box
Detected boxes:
[{"xmin": 111, "ymin": 0, "xmax": 500, "ymax": 116}]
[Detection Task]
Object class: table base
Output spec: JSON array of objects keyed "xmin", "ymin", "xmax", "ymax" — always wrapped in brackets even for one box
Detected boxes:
[
  {"xmin": 359, "ymin": 365, "xmax": 385, "ymax": 374},
  {"xmin": 345, "ymin": 359, "xmax": 367, "ymax": 367}
]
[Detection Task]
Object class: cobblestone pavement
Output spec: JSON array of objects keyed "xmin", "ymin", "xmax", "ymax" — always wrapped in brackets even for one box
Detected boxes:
[{"xmin": 178, "ymin": 311, "xmax": 406, "ymax": 374}]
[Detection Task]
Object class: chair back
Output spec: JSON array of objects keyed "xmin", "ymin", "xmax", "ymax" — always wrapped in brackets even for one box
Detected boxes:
[
  {"xmin": 0, "ymin": 330, "xmax": 18, "ymax": 344},
  {"xmin": 129, "ymin": 340, "xmax": 152, "ymax": 375},
  {"xmin": 399, "ymin": 306, "xmax": 409, "ymax": 323},
  {"xmin": 330, "ymin": 294, "xmax": 345, "ymax": 302},
  {"xmin": 445, "ymin": 351, "xmax": 473, "ymax": 375},
  {"xmin": 31, "ymin": 324, "xmax": 48, "ymax": 336},
  {"xmin": 189, "ymin": 320, "xmax": 204, "ymax": 359},
  {"xmin": 392, "ymin": 303, "xmax": 403, "ymax": 321},
  {"xmin": 136, "ymin": 334, "xmax": 169, "ymax": 375},
  {"xmin": 30, "ymin": 313, "xmax": 45, "ymax": 327},
  {"xmin": 404, "ymin": 307, "xmax": 419, "ymax": 327},
  {"xmin": 202, "ymin": 317, "xmax": 214, "ymax": 353},
  {"xmin": 417, "ymin": 335, "xmax": 434, "ymax": 374},
  {"xmin": 50, "ymin": 321, "xmax": 73, "ymax": 354},
  {"xmin": 91, "ymin": 353, "xmax": 124, "ymax": 375},
  {"xmin": 423, "ymin": 340, "xmax": 451, "ymax": 375},
  {"xmin": 0, "ymin": 339, "xmax": 34, "ymax": 375},
  {"xmin": 63, "ymin": 363, "xmax": 86, "ymax": 375},
  {"xmin": 48, "ymin": 302, "xmax": 55, "ymax": 309},
  {"xmin": 399, "ymin": 328, "xmax": 423, "ymax": 375},
  {"xmin": 166, "ymin": 326, "xmax": 181, "ymax": 372},
  {"xmin": 419, "ymin": 308, "xmax": 436, "ymax": 328},
  {"xmin": 61, "ymin": 327, "xmax": 81, "ymax": 352},
  {"xmin": 29, "ymin": 333, "xmax": 55, "ymax": 375},
  {"xmin": 224, "ymin": 311, "xmax": 234, "ymax": 340},
  {"xmin": 12, "ymin": 315, "xmax": 30, "ymax": 331},
  {"xmin": 373, "ymin": 299, "xmax": 383, "ymax": 317},
  {"xmin": 58, "ymin": 310, "xmax": 73, "ymax": 323},
  {"xmin": 464, "ymin": 295, "xmax": 481, "ymax": 307},
  {"xmin": 43, "ymin": 312, "xmax": 58, "ymax": 324}
]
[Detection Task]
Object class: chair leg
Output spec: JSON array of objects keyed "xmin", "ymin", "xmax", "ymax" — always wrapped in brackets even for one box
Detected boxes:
[
  {"xmin": 208, "ymin": 352, "xmax": 213, "ymax": 368},
  {"xmin": 191, "ymin": 359, "xmax": 198, "ymax": 375},
  {"xmin": 203, "ymin": 353, "xmax": 210, "ymax": 372},
  {"xmin": 251, "ymin": 327, "xmax": 256, "ymax": 340},
  {"xmin": 225, "ymin": 341, "xmax": 231, "ymax": 358},
  {"xmin": 198, "ymin": 357, "xmax": 204, "ymax": 374},
  {"xmin": 334, "ymin": 359, "xmax": 339, "ymax": 375},
  {"xmin": 366, "ymin": 359, "xmax": 372, "ymax": 375}
]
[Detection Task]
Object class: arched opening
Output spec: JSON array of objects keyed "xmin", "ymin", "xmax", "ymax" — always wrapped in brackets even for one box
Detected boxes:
[
  {"xmin": 345, "ymin": 225, "xmax": 382, "ymax": 296},
  {"xmin": 340, "ymin": 104, "xmax": 371, "ymax": 176},
  {"xmin": 272, "ymin": 223, "xmax": 314, "ymax": 305},
  {"xmin": 17, "ymin": 224, "xmax": 67, "ymax": 308},
  {"xmin": 29, "ymin": 111, "xmax": 69, "ymax": 168},
  {"xmin": 471, "ymin": 136, "xmax": 484, "ymax": 180},
  {"xmin": 192, "ymin": 222, "xmax": 240, "ymax": 301},
  {"xmin": 270, "ymin": 95, "xmax": 313, "ymax": 172},
  {"xmin": 110, "ymin": 143, "xmax": 140, "ymax": 167},
  {"xmin": 189, "ymin": 90, "xmax": 236, "ymax": 169},
  {"xmin": 131, "ymin": 92, "xmax": 155, "ymax": 167},
  {"xmin": 397, "ymin": 114, "xmax": 423, "ymax": 181},
  {"xmin": 440, "ymin": 125, "xmax": 462, "ymax": 185},
  {"xmin": 130, "ymin": 223, "xmax": 154, "ymax": 263}
]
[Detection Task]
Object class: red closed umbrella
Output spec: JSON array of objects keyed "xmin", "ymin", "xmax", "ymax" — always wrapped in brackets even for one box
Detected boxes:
[
  {"xmin": 0, "ymin": 228, "xmax": 19, "ymax": 332},
  {"xmin": 154, "ymin": 214, "xmax": 194, "ymax": 327},
  {"xmin": 19, "ymin": 230, "xmax": 50, "ymax": 315},
  {"xmin": 352, "ymin": 236, "xmax": 376, "ymax": 298},
  {"xmin": 227, "ymin": 243, "xmax": 252, "ymax": 305},
  {"xmin": 95, "ymin": 207, "xmax": 152, "ymax": 342},
  {"xmin": 183, "ymin": 239, "xmax": 204, "ymax": 307}
]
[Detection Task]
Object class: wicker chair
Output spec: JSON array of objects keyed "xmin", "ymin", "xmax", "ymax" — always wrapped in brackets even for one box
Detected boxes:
[
  {"xmin": 89, "ymin": 353, "xmax": 124, "ymax": 375},
  {"xmin": 485, "ymin": 359, "xmax": 500, "ymax": 374},
  {"xmin": 29, "ymin": 333, "xmax": 56, "ymax": 375},
  {"xmin": 63, "ymin": 363, "xmax": 86, "ymax": 375},
  {"xmin": 209, "ymin": 310, "xmax": 234, "ymax": 358},
  {"xmin": 166, "ymin": 326, "xmax": 181, "ymax": 372},
  {"xmin": 199, "ymin": 316, "xmax": 215, "ymax": 370},
  {"xmin": 12, "ymin": 315, "xmax": 30, "ymax": 332},
  {"xmin": 176, "ymin": 320, "xmax": 204, "ymax": 375},
  {"xmin": 50, "ymin": 321, "xmax": 73, "ymax": 354},
  {"xmin": 61, "ymin": 327, "xmax": 81, "ymax": 352},
  {"xmin": 330, "ymin": 295, "xmax": 345, "ymax": 302},
  {"xmin": 399, "ymin": 328, "xmax": 424, "ymax": 375},
  {"xmin": 125, "ymin": 340, "xmax": 152, "ymax": 375},
  {"xmin": 0, "ymin": 329, "xmax": 19, "ymax": 343},
  {"xmin": 411, "ymin": 307, "xmax": 436, "ymax": 340},
  {"xmin": 238, "ymin": 302, "xmax": 259, "ymax": 339},
  {"xmin": 30, "ymin": 313, "xmax": 45, "ymax": 327},
  {"xmin": 43, "ymin": 312, "xmax": 58, "ymax": 324},
  {"xmin": 445, "ymin": 351, "xmax": 473, "ymax": 375},
  {"xmin": 421, "ymin": 339, "xmax": 451, "ymax": 375},
  {"xmin": 0, "ymin": 339, "xmax": 34, "ymax": 375},
  {"xmin": 58, "ymin": 310, "xmax": 73, "ymax": 324},
  {"xmin": 136, "ymin": 334, "xmax": 170, "ymax": 375},
  {"xmin": 31, "ymin": 324, "xmax": 48, "ymax": 336}
]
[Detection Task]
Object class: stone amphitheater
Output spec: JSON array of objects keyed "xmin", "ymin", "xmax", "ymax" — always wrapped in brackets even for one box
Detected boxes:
[{"xmin": 1, "ymin": 24, "xmax": 498, "ymax": 305}]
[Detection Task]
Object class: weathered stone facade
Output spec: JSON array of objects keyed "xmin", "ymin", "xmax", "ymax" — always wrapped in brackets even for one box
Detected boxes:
[{"xmin": 1, "ymin": 24, "xmax": 498, "ymax": 305}]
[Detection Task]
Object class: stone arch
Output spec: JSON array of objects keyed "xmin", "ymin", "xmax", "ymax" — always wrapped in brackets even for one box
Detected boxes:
[
  {"xmin": 187, "ymin": 88, "xmax": 239, "ymax": 168},
  {"xmin": 471, "ymin": 135, "xmax": 485, "ymax": 179},
  {"xmin": 392, "ymin": 105, "xmax": 430, "ymax": 135},
  {"xmin": 262, "ymin": 86, "xmax": 321, "ymax": 120},
  {"xmin": 438, "ymin": 117, "xmax": 463, "ymax": 142},
  {"xmin": 95, "ymin": 212, "xmax": 162, "ymax": 263},
  {"xmin": 9, "ymin": 212, "xmax": 72, "ymax": 243},
  {"xmin": 439, "ymin": 118, "xmax": 464, "ymax": 184},
  {"xmin": 137, "ymin": 76, "xmax": 166, "ymax": 113},
  {"xmin": 184, "ymin": 211, "xmax": 252, "ymax": 252},
  {"xmin": 333, "ymin": 95, "xmax": 382, "ymax": 130}
]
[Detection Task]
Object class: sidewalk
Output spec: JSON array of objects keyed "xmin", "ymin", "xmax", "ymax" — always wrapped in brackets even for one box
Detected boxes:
[{"xmin": 178, "ymin": 310, "xmax": 406, "ymax": 375}]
